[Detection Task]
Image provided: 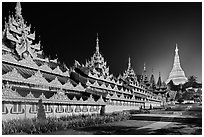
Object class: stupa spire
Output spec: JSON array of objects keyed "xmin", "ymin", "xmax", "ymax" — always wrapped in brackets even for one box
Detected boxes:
[
  {"xmin": 128, "ymin": 57, "xmax": 131, "ymax": 69},
  {"xmin": 175, "ymin": 43, "xmax": 178, "ymax": 54},
  {"xmin": 15, "ymin": 2, "xmax": 22, "ymax": 17},
  {"xmin": 144, "ymin": 62, "xmax": 146, "ymax": 71},
  {"xmin": 96, "ymin": 33, "xmax": 99, "ymax": 53},
  {"xmin": 166, "ymin": 44, "xmax": 187, "ymax": 85},
  {"xmin": 157, "ymin": 72, "xmax": 162, "ymax": 87}
]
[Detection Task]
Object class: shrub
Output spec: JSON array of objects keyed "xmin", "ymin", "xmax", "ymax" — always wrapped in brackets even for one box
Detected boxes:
[{"xmin": 2, "ymin": 111, "xmax": 130, "ymax": 135}]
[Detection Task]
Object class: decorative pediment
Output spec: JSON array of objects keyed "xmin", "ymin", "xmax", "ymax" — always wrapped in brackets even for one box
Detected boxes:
[
  {"xmin": 49, "ymin": 77, "xmax": 62, "ymax": 88},
  {"xmin": 111, "ymin": 78, "xmax": 115, "ymax": 84},
  {"xmin": 2, "ymin": 54, "xmax": 17, "ymax": 64},
  {"xmin": 106, "ymin": 93, "xmax": 111, "ymax": 99},
  {"xmin": 131, "ymin": 95, "xmax": 136, "ymax": 100},
  {"xmin": 105, "ymin": 76, "xmax": 110, "ymax": 82},
  {"xmin": 111, "ymin": 92, "xmax": 118, "ymax": 99},
  {"xmin": 97, "ymin": 95, "xmax": 105, "ymax": 104},
  {"xmin": 93, "ymin": 73, "xmax": 98, "ymax": 79},
  {"xmin": 74, "ymin": 82, "xmax": 85, "ymax": 92},
  {"xmin": 92, "ymin": 81, "xmax": 99, "ymax": 88},
  {"xmin": 7, "ymin": 29, "xmax": 19, "ymax": 42},
  {"xmin": 27, "ymin": 70, "xmax": 49, "ymax": 85},
  {"xmin": 120, "ymin": 87, "xmax": 124, "ymax": 93},
  {"xmin": 63, "ymin": 70, "xmax": 70, "ymax": 77},
  {"xmin": 107, "ymin": 84, "xmax": 112, "ymax": 90},
  {"xmin": 100, "ymin": 82, "xmax": 106, "ymax": 89},
  {"xmin": 25, "ymin": 91, "xmax": 35, "ymax": 98},
  {"xmin": 19, "ymin": 56, "xmax": 39, "ymax": 69},
  {"xmin": 39, "ymin": 93, "xmax": 47, "ymax": 99},
  {"xmin": 124, "ymin": 88, "xmax": 128, "ymax": 93},
  {"xmin": 50, "ymin": 90, "xmax": 69, "ymax": 100},
  {"xmin": 78, "ymin": 97, "xmax": 84, "ymax": 103},
  {"xmin": 120, "ymin": 94, "xmax": 125, "ymax": 99},
  {"xmin": 85, "ymin": 94, "xmax": 95, "ymax": 103},
  {"xmin": 72, "ymin": 96, "xmax": 78, "ymax": 102},
  {"xmin": 88, "ymin": 71, "xmax": 93, "ymax": 77},
  {"xmin": 3, "ymin": 68, "xmax": 25, "ymax": 83},
  {"xmin": 63, "ymin": 80, "xmax": 74, "ymax": 90},
  {"xmin": 113, "ymin": 85, "xmax": 119, "ymax": 91},
  {"xmin": 52, "ymin": 66, "xmax": 63, "ymax": 75},
  {"xmin": 99, "ymin": 75, "xmax": 104, "ymax": 80},
  {"xmin": 39, "ymin": 63, "xmax": 52, "ymax": 72},
  {"xmin": 86, "ymin": 80, "xmax": 92, "ymax": 86},
  {"xmin": 2, "ymin": 83, "xmax": 22, "ymax": 98}
]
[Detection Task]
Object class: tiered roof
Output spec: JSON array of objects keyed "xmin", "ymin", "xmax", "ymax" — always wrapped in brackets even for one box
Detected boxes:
[{"xmin": 85, "ymin": 34, "xmax": 109, "ymax": 77}]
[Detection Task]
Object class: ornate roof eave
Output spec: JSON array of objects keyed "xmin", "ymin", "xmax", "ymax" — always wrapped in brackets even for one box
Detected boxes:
[
  {"xmin": 49, "ymin": 77, "xmax": 62, "ymax": 88},
  {"xmin": 3, "ymin": 68, "xmax": 26, "ymax": 83},
  {"xmin": 19, "ymin": 56, "xmax": 39, "ymax": 69}
]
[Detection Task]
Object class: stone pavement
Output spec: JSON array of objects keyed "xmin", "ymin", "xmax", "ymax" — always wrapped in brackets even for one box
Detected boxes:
[{"xmin": 137, "ymin": 121, "xmax": 172, "ymax": 130}]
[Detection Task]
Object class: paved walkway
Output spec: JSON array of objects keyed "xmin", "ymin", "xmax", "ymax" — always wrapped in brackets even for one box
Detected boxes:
[{"xmin": 137, "ymin": 121, "xmax": 172, "ymax": 130}]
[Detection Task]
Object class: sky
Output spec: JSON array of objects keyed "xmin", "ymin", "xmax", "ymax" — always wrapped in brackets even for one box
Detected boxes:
[{"xmin": 2, "ymin": 2, "xmax": 202, "ymax": 83}]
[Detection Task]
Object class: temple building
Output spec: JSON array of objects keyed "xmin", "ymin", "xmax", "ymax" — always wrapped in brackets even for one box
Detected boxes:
[
  {"xmin": 2, "ymin": 2, "xmax": 164, "ymax": 121},
  {"xmin": 166, "ymin": 44, "xmax": 188, "ymax": 85}
]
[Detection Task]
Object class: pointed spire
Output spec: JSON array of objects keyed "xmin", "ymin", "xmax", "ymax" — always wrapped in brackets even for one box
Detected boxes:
[
  {"xmin": 157, "ymin": 72, "xmax": 162, "ymax": 87},
  {"xmin": 144, "ymin": 62, "xmax": 146, "ymax": 71},
  {"xmin": 128, "ymin": 57, "xmax": 131, "ymax": 69},
  {"xmin": 15, "ymin": 2, "xmax": 22, "ymax": 17},
  {"xmin": 175, "ymin": 43, "xmax": 178, "ymax": 54},
  {"xmin": 96, "ymin": 33, "xmax": 99, "ymax": 53}
]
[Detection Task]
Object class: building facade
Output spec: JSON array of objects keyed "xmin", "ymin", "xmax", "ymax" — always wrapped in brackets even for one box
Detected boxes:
[{"xmin": 2, "ymin": 3, "xmax": 164, "ymax": 121}]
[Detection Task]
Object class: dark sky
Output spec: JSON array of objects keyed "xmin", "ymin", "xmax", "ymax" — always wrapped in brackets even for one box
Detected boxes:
[{"xmin": 2, "ymin": 2, "xmax": 202, "ymax": 82}]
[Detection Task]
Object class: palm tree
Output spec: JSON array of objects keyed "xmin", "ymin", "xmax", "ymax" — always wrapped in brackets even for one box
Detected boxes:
[{"xmin": 187, "ymin": 75, "xmax": 197, "ymax": 87}]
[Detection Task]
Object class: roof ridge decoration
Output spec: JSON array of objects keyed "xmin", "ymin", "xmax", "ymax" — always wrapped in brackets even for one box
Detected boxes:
[
  {"xmin": 50, "ymin": 89, "xmax": 69, "ymax": 100},
  {"xmin": 107, "ymin": 84, "xmax": 112, "ymax": 90},
  {"xmin": 39, "ymin": 93, "xmax": 47, "ymax": 99},
  {"xmin": 49, "ymin": 77, "xmax": 62, "ymax": 88},
  {"xmin": 2, "ymin": 82, "xmax": 22, "ymax": 98},
  {"xmin": 113, "ymin": 85, "xmax": 118, "ymax": 91},
  {"xmin": 120, "ymin": 87, "xmax": 124, "ymax": 93},
  {"xmin": 63, "ymin": 80, "xmax": 74, "ymax": 90},
  {"xmin": 74, "ymin": 82, "xmax": 85, "ymax": 92},
  {"xmin": 25, "ymin": 91, "xmax": 35, "ymax": 99},
  {"xmin": 86, "ymin": 80, "xmax": 92, "ymax": 86},
  {"xmin": 106, "ymin": 93, "xmax": 111, "ymax": 99},
  {"xmin": 100, "ymin": 82, "xmax": 106, "ymax": 89},
  {"xmin": 3, "ymin": 68, "xmax": 25, "ymax": 83},
  {"xmin": 97, "ymin": 95, "xmax": 105, "ymax": 104},
  {"xmin": 63, "ymin": 70, "xmax": 70, "ymax": 77},
  {"xmin": 19, "ymin": 55, "xmax": 39, "ymax": 69},
  {"xmin": 85, "ymin": 94, "xmax": 95, "ymax": 103},
  {"xmin": 2, "ymin": 53, "xmax": 18, "ymax": 64},
  {"xmin": 131, "ymin": 95, "xmax": 136, "ymax": 100},
  {"xmin": 27, "ymin": 70, "xmax": 49, "ymax": 85},
  {"xmin": 52, "ymin": 66, "xmax": 63, "ymax": 75},
  {"xmin": 3, "ymin": 2, "xmax": 43, "ymax": 60},
  {"xmin": 78, "ymin": 97, "xmax": 84, "ymax": 103},
  {"xmin": 120, "ymin": 94, "xmax": 125, "ymax": 99},
  {"xmin": 72, "ymin": 96, "xmax": 78, "ymax": 102},
  {"xmin": 39, "ymin": 63, "xmax": 52, "ymax": 72},
  {"xmin": 112, "ymin": 92, "xmax": 118, "ymax": 99},
  {"xmin": 93, "ymin": 80, "xmax": 99, "ymax": 88}
]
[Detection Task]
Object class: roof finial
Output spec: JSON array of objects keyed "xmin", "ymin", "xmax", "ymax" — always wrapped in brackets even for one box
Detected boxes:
[
  {"xmin": 144, "ymin": 62, "xmax": 146, "ymax": 71},
  {"xmin": 96, "ymin": 33, "xmax": 99, "ymax": 53},
  {"xmin": 175, "ymin": 43, "xmax": 178, "ymax": 54},
  {"xmin": 128, "ymin": 57, "xmax": 131, "ymax": 69},
  {"xmin": 15, "ymin": 2, "xmax": 22, "ymax": 17}
]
